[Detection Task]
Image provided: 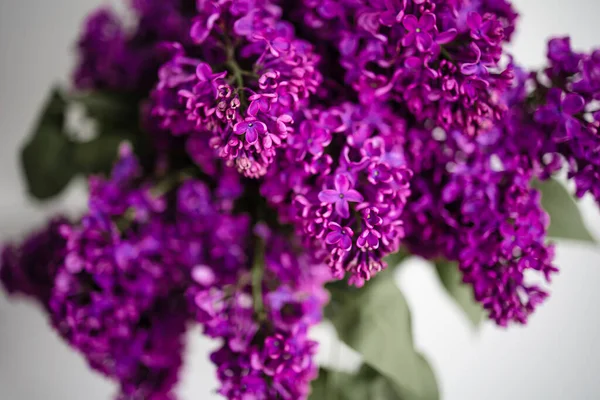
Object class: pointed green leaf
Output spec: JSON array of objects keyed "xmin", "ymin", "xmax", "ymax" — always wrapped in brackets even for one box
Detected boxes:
[
  {"xmin": 327, "ymin": 271, "xmax": 439, "ymax": 400},
  {"xmin": 71, "ymin": 91, "xmax": 138, "ymax": 129},
  {"xmin": 20, "ymin": 88, "xmax": 76, "ymax": 200},
  {"xmin": 73, "ymin": 134, "xmax": 129, "ymax": 175},
  {"xmin": 434, "ymin": 261, "xmax": 485, "ymax": 327},
  {"xmin": 384, "ymin": 249, "xmax": 410, "ymax": 270},
  {"xmin": 309, "ymin": 367, "xmax": 401, "ymax": 400},
  {"xmin": 533, "ymin": 179, "xmax": 595, "ymax": 243}
]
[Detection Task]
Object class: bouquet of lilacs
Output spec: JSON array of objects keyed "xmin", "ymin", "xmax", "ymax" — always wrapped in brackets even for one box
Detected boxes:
[{"xmin": 2, "ymin": 0, "xmax": 599, "ymax": 399}]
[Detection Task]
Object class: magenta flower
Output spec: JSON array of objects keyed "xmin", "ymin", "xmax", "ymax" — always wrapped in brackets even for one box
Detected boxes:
[
  {"xmin": 357, "ymin": 228, "xmax": 381, "ymax": 250},
  {"xmin": 379, "ymin": 0, "xmax": 407, "ymax": 27},
  {"xmin": 325, "ymin": 222, "xmax": 354, "ymax": 251},
  {"xmin": 466, "ymin": 12, "xmax": 503, "ymax": 46},
  {"xmin": 534, "ymin": 88, "xmax": 585, "ymax": 139},
  {"xmin": 190, "ymin": 2, "xmax": 220, "ymax": 44},
  {"xmin": 318, "ymin": 174, "xmax": 364, "ymax": 218},
  {"xmin": 401, "ymin": 12, "xmax": 436, "ymax": 51},
  {"xmin": 234, "ymin": 119, "xmax": 268, "ymax": 145},
  {"xmin": 460, "ymin": 44, "xmax": 490, "ymax": 78}
]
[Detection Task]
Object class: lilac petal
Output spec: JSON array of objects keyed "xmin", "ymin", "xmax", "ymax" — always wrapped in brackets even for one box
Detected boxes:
[
  {"xmin": 402, "ymin": 14, "xmax": 418, "ymax": 31},
  {"xmin": 318, "ymin": 189, "xmax": 340, "ymax": 204},
  {"xmin": 196, "ymin": 63, "xmax": 212, "ymax": 81},
  {"xmin": 366, "ymin": 232, "xmax": 380, "ymax": 248},
  {"xmin": 318, "ymin": 1, "xmax": 342, "ymax": 19},
  {"xmin": 245, "ymin": 127, "xmax": 258, "ymax": 144},
  {"xmin": 344, "ymin": 189, "xmax": 364, "ymax": 203},
  {"xmin": 404, "ymin": 56, "xmax": 422, "ymax": 69},
  {"xmin": 325, "ymin": 230, "xmax": 343, "ymax": 245},
  {"xmin": 546, "ymin": 88, "xmax": 563, "ymax": 107},
  {"xmin": 233, "ymin": 122, "xmax": 247, "ymax": 135},
  {"xmin": 190, "ymin": 21, "xmax": 210, "ymax": 44},
  {"xmin": 233, "ymin": 13, "xmax": 254, "ymax": 36},
  {"xmin": 419, "ymin": 13, "xmax": 436, "ymax": 31},
  {"xmin": 562, "ymin": 93, "xmax": 585, "ymax": 115},
  {"xmin": 380, "ymin": 11, "xmax": 397, "ymax": 27},
  {"xmin": 565, "ymin": 117, "xmax": 582, "ymax": 138},
  {"xmin": 466, "ymin": 11, "xmax": 482, "ymax": 30},
  {"xmin": 335, "ymin": 199, "xmax": 350, "ymax": 219},
  {"xmin": 339, "ymin": 234, "xmax": 353, "ymax": 251},
  {"xmin": 334, "ymin": 173, "xmax": 351, "ymax": 193},
  {"xmin": 436, "ymin": 28, "xmax": 457, "ymax": 44},
  {"xmin": 254, "ymin": 121, "xmax": 268, "ymax": 134},
  {"xmin": 460, "ymin": 62, "xmax": 479, "ymax": 76},
  {"xmin": 415, "ymin": 32, "xmax": 433, "ymax": 51},
  {"xmin": 248, "ymin": 100, "xmax": 261, "ymax": 116},
  {"xmin": 401, "ymin": 32, "xmax": 415, "ymax": 47},
  {"xmin": 534, "ymin": 106, "xmax": 560, "ymax": 124},
  {"xmin": 192, "ymin": 265, "xmax": 215, "ymax": 286}
]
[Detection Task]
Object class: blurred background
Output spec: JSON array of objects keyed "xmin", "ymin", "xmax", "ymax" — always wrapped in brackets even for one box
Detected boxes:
[{"xmin": 2, "ymin": 0, "xmax": 600, "ymax": 399}]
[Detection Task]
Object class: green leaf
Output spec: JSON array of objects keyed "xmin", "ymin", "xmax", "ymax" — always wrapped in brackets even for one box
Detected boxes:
[
  {"xmin": 71, "ymin": 91, "xmax": 137, "ymax": 129},
  {"xmin": 73, "ymin": 134, "xmax": 129, "ymax": 175},
  {"xmin": 309, "ymin": 367, "xmax": 401, "ymax": 400},
  {"xmin": 384, "ymin": 249, "xmax": 410, "ymax": 269},
  {"xmin": 533, "ymin": 179, "xmax": 596, "ymax": 243},
  {"xmin": 20, "ymin": 88, "xmax": 76, "ymax": 200},
  {"xmin": 327, "ymin": 271, "xmax": 439, "ymax": 400},
  {"xmin": 434, "ymin": 261, "xmax": 485, "ymax": 327}
]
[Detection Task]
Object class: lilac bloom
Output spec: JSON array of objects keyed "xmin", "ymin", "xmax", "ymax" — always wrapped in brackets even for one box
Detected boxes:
[
  {"xmin": 402, "ymin": 12, "xmax": 436, "ymax": 51},
  {"xmin": 368, "ymin": 163, "xmax": 393, "ymax": 184},
  {"xmin": 466, "ymin": 12, "xmax": 502, "ymax": 46},
  {"xmin": 293, "ymin": 120, "xmax": 332, "ymax": 159},
  {"xmin": 380, "ymin": 0, "xmax": 407, "ymax": 27},
  {"xmin": 325, "ymin": 223, "xmax": 354, "ymax": 251},
  {"xmin": 190, "ymin": 2, "xmax": 220, "ymax": 44},
  {"xmin": 535, "ymin": 88, "xmax": 585, "ymax": 140},
  {"xmin": 248, "ymin": 95, "xmax": 271, "ymax": 116},
  {"xmin": 318, "ymin": 174, "xmax": 364, "ymax": 218},
  {"xmin": 234, "ymin": 119, "xmax": 268, "ymax": 144},
  {"xmin": 317, "ymin": 0, "xmax": 344, "ymax": 19},
  {"xmin": 460, "ymin": 44, "xmax": 490, "ymax": 77},
  {"xmin": 357, "ymin": 228, "xmax": 381, "ymax": 250}
]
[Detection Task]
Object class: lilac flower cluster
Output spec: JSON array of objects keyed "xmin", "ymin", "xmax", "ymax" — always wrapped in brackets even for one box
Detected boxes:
[
  {"xmin": 530, "ymin": 38, "xmax": 600, "ymax": 204},
  {"xmin": 190, "ymin": 226, "xmax": 329, "ymax": 399},
  {"xmin": 292, "ymin": 0, "xmax": 517, "ymax": 135},
  {"xmin": 48, "ymin": 146, "xmax": 189, "ymax": 399},
  {"xmin": 262, "ymin": 103, "xmax": 412, "ymax": 286},
  {"xmin": 6, "ymin": 0, "xmax": 600, "ymax": 398},
  {"xmin": 402, "ymin": 125, "xmax": 558, "ymax": 325},
  {"xmin": 149, "ymin": 0, "xmax": 322, "ymax": 177},
  {"xmin": 0, "ymin": 217, "xmax": 68, "ymax": 306},
  {"xmin": 74, "ymin": 1, "xmax": 195, "ymax": 93}
]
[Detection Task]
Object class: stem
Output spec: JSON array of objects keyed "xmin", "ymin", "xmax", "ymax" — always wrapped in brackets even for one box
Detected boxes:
[
  {"xmin": 150, "ymin": 168, "xmax": 194, "ymax": 198},
  {"xmin": 223, "ymin": 34, "xmax": 248, "ymax": 108},
  {"xmin": 440, "ymin": 45, "xmax": 453, "ymax": 61},
  {"xmin": 251, "ymin": 237, "xmax": 266, "ymax": 319},
  {"xmin": 326, "ymin": 340, "xmax": 341, "ymax": 400}
]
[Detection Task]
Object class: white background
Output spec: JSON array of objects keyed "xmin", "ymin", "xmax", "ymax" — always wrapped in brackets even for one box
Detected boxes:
[{"xmin": 1, "ymin": 1, "xmax": 600, "ymax": 399}]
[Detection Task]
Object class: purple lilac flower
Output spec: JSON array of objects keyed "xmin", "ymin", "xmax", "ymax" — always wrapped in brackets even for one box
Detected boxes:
[
  {"xmin": 74, "ymin": 1, "xmax": 196, "ymax": 94},
  {"xmin": 0, "ymin": 217, "xmax": 68, "ymax": 307},
  {"xmin": 529, "ymin": 38, "xmax": 600, "ymax": 205},
  {"xmin": 403, "ymin": 126, "xmax": 558, "ymax": 325},
  {"xmin": 148, "ymin": 0, "xmax": 322, "ymax": 178},
  {"xmin": 261, "ymin": 103, "xmax": 411, "ymax": 286},
  {"xmin": 189, "ymin": 227, "xmax": 329, "ymax": 399},
  {"xmin": 292, "ymin": 0, "xmax": 517, "ymax": 135}
]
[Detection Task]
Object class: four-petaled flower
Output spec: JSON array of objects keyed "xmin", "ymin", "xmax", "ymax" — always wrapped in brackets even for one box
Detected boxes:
[
  {"xmin": 402, "ymin": 12, "xmax": 436, "ymax": 51},
  {"xmin": 234, "ymin": 119, "xmax": 268, "ymax": 145},
  {"xmin": 325, "ymin": 222, "xmax": 354, "ymax": 251},
  {"xmin": 318, "ymin": 174, "xmax": 364, "ymax": 218},
  {"xmin": 534, "ymin": 88, "xmax": 585, "ymax": 140}
]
